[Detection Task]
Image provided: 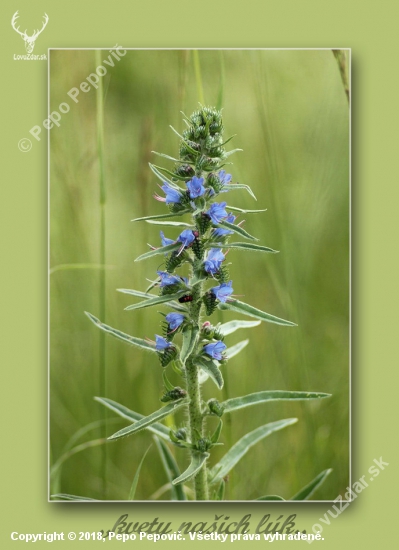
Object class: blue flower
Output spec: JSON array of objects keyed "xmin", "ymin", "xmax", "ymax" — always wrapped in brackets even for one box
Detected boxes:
[
  {"xmin": 157, "ymin": 271, "xmax": 181, "ymax": 287},
  {"xmin": 177, "ymin": 229, "xmax": 195, "ymax": 248},
  {"xmin": 204, "ymin": 248, "xmax": 225, "ymax": 275},
  {"xmin": 160, "ymin": 231, "xmax": 175, "ymax": 247},
  {"xmin": 161, "ymin": 182, "xmax": 181, "ymax": 204},
  {"xmin": 218, "ymin": 170, "xmax": 232, "ymax": 192},
  {"xmin": 207, "ymin": 202, "xmax": 228, "ymax": 225},
  {"xmin": 165, "ymin": 313, "xmax": 185, "ymax": 330},
  {"xmin": 155, "ymin": 335, "xmax": 172, "ymax": 351},
  {"xmin": 211, "ymin": 281, "xmax": 233, "ymax": 302},
  {"xmin": 203, "ymin": 341, "xmax": 227, "ymax": 360},
  {"xmin": 212, "ymin": 213, "xmax": 236, "ymax": 238},
  {"xmin": 186, "ymin": 176, "xmax": 206, "ymax": 199}
]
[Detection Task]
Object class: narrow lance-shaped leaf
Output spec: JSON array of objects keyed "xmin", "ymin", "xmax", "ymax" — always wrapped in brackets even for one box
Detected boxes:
[
  {"xmin": 51, "ymin": 494, "xmax": 97, "ymax": 501},
  {"xmin": 172, "ymin": 452, "xmax": 210, "ymax": 486},
  {"xmin": 227, "ymin": 206, "xmax": 267, "ymax": 214},
  {"xmin": 219, "ymin": 300, "xmax": 297, "ymax": 327},
  {"xmin": 290, "ymin": 469, "xmax": 333, "ymax": 501},
  {"xmin": 217, "ymin": 221, "xmax": 258, "ymax": 241},
  {"xmin": 225, "ymin": 183, "xmax": 257, "ymax": 200},
  {"xmin": 221, "ymin": 391, "xmax": 332, "ymax": 414},
  {"xmin": 117, "ymin": 289, "xmax": 188, "ymax": 313},
  {"xmin": 194, "ymin": 357, "xmax": 224, "ymax": 389},
  {"xmin": 219, "ymin": 319, "xmax": 261, "ymax": 336},
  {"xmin": 94, "ymin": 397, "xmax": 171, "ymax": 441},
  {"xmin": 85, "ymin": 312, "xmax": 156, "ymax": 352},
  {"xmin": 124, "ymin": 291, "xmax": 186, "ymax": 311},
  {"xmin": 225, "ymin": 339, "xmax": 249, "ymax": 360},
  {"xmin": 209, "ymin": 419, "xmax": 298, "ymax": 483},
  {"xmin": 217, "ymin": 242, "xmax": 278, "ymax": 254},
  {"xmin": 144, "ymin": 220, "xmax": 192, "ymax": 227},
  {"xmin": 153, "ymin": 437, "xmax": 186, "ymax": 501},
  {"xmin": 135, "ymin": 242, "xmax": 180, "ymax": 262},
  {"xmin": 132, "ymin": 210, "xmax": 191, "ymax": 222},
  {"xmin": 180, "ymin": 326, "xmax": 199, "ymax": 367},
  {"xmin": 128, "ymin": 445, "xmax": 152, "ymax": 500},
  {"xmin": 108, "ymin": 399, "xmax": 188, "ymax": 441},
  {"xmin": 149, "ymin": 162, "xmax": 182, "ymax": 189},
  {"xmin": 256, "ymin": 495, "xmax": 286, "ymax": 501}
]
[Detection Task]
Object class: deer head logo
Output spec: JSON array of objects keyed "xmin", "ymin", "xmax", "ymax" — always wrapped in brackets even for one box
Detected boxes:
[{"xmin": 11, "ymin": 11, "xmax": 49, "ymax": 54}]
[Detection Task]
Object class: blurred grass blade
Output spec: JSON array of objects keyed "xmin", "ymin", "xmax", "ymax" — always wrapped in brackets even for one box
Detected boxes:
[
  {"xmin": 217, "ymin": 221, "xmax": 258, "ymax": 241},
  {"xmin": 256, "ymin": 495, "xmax": 285, "ymax": 501},
  {"xmin": 85, "ymin": 312, "xmax": 155, "ymax": 349},
  {"xmin": 209, "ymin": 419, "xmax": 298, "ymax": 483},
  {"xmin": 49, "ymin": 263, "xmax": 114, "ymax": 275},
  {"xmin": 108, "ymin": 399, "xmax": 188, "ymax": 441},
  {"xmin": 219, "ymin": 319, "xmax": 261, "ymax": 336},
  {"xmin": 144, "ymin": 220, "xmax": 191, "ymax": 227},
  {"xmin": 128, "ymin": 445, "xmax": 152, "ymax": 500},
  {"xmin": 219, "ymin": 300, "xmax": 297, "ymax": 326},
  {"xmin": 226, "ymin": 183, "xmax": 256, "ymax": 200},
  {"xmin": 94, "ymin": 397, "xmax": 170, "ymax": 440},
  {"xmin": 117, "ymin": 289, "xmax": 188, "ymax": 313},
  {"xmin": 291, "ymin": 469, "xmax": 333, "ymax": 501},
  {"xmin": 172, "ymin": 451, "xmax": 209, "ymax": 486},
  {"xmin": 216, "ymin": 51, "xmax": 225, "ymax": 110},
  {"xmin": 135, "ymin": 242, "xmax": 180, "ymax": 262},
  {"xmin": 210, "ymin": 419, "xmax": 223, "ymax": 444},
  {"xmin": 180, "ymin": 326, "xmax": 199, "ymax": 367},
  {"xmin": 227, "ymin": 206, "xmax": 267, "ymax": 214},
  {"xmin": 213, "ymin": 479, "xmax": 225, "ymax": 500},
  {"xmin": 132, "ymin": 211, "xmax": 190, "ymax": 222},
  {"xmin": 85, "ymin": 312, "xmax": 156, "ymax": 351},
  {"xmin": 51, "ymin": 494, "xmax": 96, "ymax": 501},
  {"xmin": 222, "ymin": 391, "xmax": 332, "ymax": 413},
  {"xmin": 154, "ymin": 437, "xmax": 186, "ymax": 500},
  {"xmin": 124, "ymin": 292, "xmax": 186, "ymax": 311},
  {"xmin": 225, "ymin": 339, "xmax": 249, "ymax": 360},
  {"xmin": 195, "ymin": 357, "xmax": 224, "ymax": 389},
  {"xmin": 218, "ymin": 242, "xmax": 278, "ymax": 253}
]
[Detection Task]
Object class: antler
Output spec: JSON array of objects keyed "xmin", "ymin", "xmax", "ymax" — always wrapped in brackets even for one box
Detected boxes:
[
  {"xmin": 31, "ymin": 13, "xmax": 49, "ymax": 40},
  {"xmin": 11, "ymin": 11, "xmax": 27, "ymax": 38}
]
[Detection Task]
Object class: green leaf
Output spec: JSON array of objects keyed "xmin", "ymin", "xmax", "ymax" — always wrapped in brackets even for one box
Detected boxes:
[
  {"xmin": 227, "ymin": 206, "xmax": 267, "ymax": 214},
  {"xmin": 152, "ymin": 151, "xmax": 190, "ymax": 164},
  {"xmin": 51, "ymin": 494, "xmax": 96, "ymax": 501},
  {"xmin": 214, "ymin": 479, "xmax": 225, "ymax": 501},
  {"xmin": 85, "ymin": 312, "xmax": 156, "ymax": 351},
  {"xmin": 128, "ymin": 445, "xmax": 152, "ymax": 500},
  {"xmin": 219, "ymin": 319, "xmax": 261, "ymax": 336},
  {"xmin": 256, "ymin": 495, "xmax": 286, "ymax": 501},
  {"xmin": 217, "ymin": 221, "xmax": 258, "ymax": 241},
  {"xmin": 225, "ymin": 339, "xmax": 249, "ymax": 360},
  {"xmin": 149, "ymin": 162, "xmax": 182, "ymax": 189},
  {"xmin": 209, "ymin": 419, "xmax": 298, "ymax": 483},
  {"xmin": 132, "ymin": 211, "xmax": 191, "ymax": 222},
  {"xmin": 210, "ymin": 420, "xmax": 223, "ymax": 444},
  {"xmin": 135, "ymin": 242, "xmax": 180, "ymax": 262},
  {"xmin": 108, "ymin": 400, "xmax": 188, "ymax": 441},
  {"xmin": 291, "ymin": 469, "xmax": 333, "ymax": 501},
  {"xmin": 172, "ymin": 451, "xmax": 209, "ymax": 486},
  {"xmin": 224, "ymin": 148, "xmax": 243, "ymax": 158},
  {"xmin": 218, "ymin": 300, "xmax": 297, "ymax": 327},
  {"xmin": 222, "ymin": 391, "xmax": 332, "ymax": 414},
  {"xmin": 144, "ymin": 220, "xmax": 192, "ymax": 227},
  {"xmin": 124, "ymin": 292, "xmax": 186, "ymax": 311},
  {"xmin": 153, "ymin": 437, "xmax": 186, "ymax": 500},
  {"xmin": 162, "ymin": 370, "xmax": 175, "ymax": 392},
  {"xmin": 117, "ymin": 289, "xmax": 188, "ymax": 313},
  {"xmin": 225, "ymin": 183, "xmax": 257, "ymax": 200},
  {"xmin": 152, "ymin": 164, "xmax": 188, "ymax": 182},
  {"xmin": 217, "ymin": 242, "xmax": 278, "ymax": 254},
  {"xmin": 180, "ymin": 326, "xmax": 199, "ymax": 366},
  {"xmin": 195, "ymin": 357, "xmax": 224, "ymax": 389},
  {"xmin": 94, "ymin": 397, "xmax": 170, "ymax": 441}
]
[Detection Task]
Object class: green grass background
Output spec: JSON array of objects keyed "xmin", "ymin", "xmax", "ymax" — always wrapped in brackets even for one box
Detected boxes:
[{"xmin": 49, "ymin": 49, "xmax": 349, "ymax": 501}]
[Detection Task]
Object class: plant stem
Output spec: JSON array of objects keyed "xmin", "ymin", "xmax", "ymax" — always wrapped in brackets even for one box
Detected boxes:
[{"xmin": 95, "ymin": 49, "xmax": 107, "ymax": 499}]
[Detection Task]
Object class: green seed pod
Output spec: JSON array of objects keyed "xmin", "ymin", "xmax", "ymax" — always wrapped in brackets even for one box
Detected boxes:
[
  {"xmin": 195, "ymin": 438, "xmax": 211, "ymax": 453},
  {"xmin": 191, "ymin": 237, "xmax": 204, "ymax": 260},
  {"xmin": 160, "ymin": 386, "xmax": 187, "ymax": 402},
  {"xmin": 157, "ymin": 346, "xmax": 177, "ymax": 368},
  {"xmin": 214, "ymin": 265, "xmax": 230, "ymax": 284},
  {"xmin": 174, "ymin": 164, "xmax": 195, "ymax": 179},
  {"xmin": 203, "ymin": 291, "xmax": 217, "ymax": 316},
  {"xmin": 165, "ymin": 250, "xmax": 187, "ymax": 273},
  {"xmin": 196, "ymin": 213, "xmax": 212, "ymax": 235},
  {"xmin": 208, "ymin": 398, "xmax": 225, "ymax": 417}
]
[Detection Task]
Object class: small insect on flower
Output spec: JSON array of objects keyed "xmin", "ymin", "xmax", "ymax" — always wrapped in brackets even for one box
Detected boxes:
[{"xmin": 178, "ymin": 294, "xmax": 193, "ymax": 303}]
